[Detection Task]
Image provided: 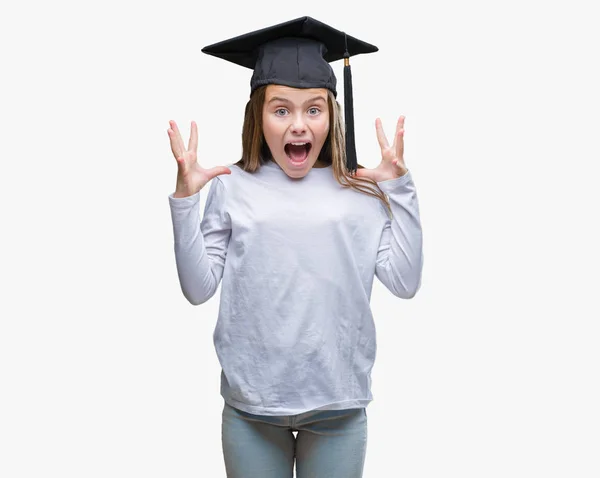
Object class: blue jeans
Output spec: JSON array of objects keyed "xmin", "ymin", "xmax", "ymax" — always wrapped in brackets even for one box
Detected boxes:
[{"xmin": 221, "ymin": 401, "xmax": 368, "ymax": 477}]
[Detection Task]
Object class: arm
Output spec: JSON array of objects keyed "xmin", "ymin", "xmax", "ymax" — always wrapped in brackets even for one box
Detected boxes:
[
  {"xmin": 168, "ymin": 177, "xmax": 231, "ymax": 305},
  {"xmin": 375, "ymin": 171, "xmax": 424, "ymax": 298}
]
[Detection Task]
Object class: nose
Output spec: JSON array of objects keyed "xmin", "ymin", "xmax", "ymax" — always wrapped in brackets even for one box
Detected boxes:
[{"xmin": 290, "ymin": 113, "xmax": 307, "ymax": 135}]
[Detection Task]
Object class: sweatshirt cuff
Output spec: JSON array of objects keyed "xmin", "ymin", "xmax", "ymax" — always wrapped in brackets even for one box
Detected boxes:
[
  {"xmin": 376, "ymin": 170, "xmax": 413, "ymax": 192},
  {"xmin": 168, "ymin": 190, "xmax": 201, "ymax": 209}
]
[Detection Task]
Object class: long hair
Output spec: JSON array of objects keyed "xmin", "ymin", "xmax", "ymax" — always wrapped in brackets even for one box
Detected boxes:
[{"xmin": 234, "ymin": 85, "xmax": 392, "ymax": 215}]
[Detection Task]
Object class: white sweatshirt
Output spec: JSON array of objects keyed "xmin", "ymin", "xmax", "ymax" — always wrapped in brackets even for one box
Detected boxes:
[{"xmin": 168, "ymin": 160, "xmax": 423, "ymax": 416}]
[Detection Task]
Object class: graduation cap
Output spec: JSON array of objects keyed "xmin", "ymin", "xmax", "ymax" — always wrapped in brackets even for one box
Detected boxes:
[{"xmin": 201, "ymin": 16, "xmax": 378, "ymax": 173}]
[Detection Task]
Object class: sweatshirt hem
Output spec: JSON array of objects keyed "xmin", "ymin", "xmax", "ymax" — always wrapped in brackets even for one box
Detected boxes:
[{"xmin": 223, "ymin": 396, "xmax": 373, "ymax": 416}]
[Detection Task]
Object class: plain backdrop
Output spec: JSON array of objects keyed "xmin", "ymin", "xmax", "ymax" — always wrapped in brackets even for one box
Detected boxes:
[{"xmin": 1, "ymin": 0, "xmax": 599, "ymax": 476}]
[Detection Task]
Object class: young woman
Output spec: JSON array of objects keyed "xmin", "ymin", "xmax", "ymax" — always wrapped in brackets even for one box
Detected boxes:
[{"xmin": 167, "ymin": 16, "xmax": 424, "ymax": 478}]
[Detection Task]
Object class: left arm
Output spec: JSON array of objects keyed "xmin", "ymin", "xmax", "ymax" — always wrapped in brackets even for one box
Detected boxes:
[
  {"xmin": 375, "ymin": 172, "xmax": 423, "ymax": 298},
  {"xmin": 355, "ymin": 116, "xmax": 424, "ymax": 298}
]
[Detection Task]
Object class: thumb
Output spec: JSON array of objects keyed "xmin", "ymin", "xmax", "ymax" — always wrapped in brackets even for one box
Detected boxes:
[
  {"xmin": 352, "ymin": 167, "xmax": 372, "ymax": 180},
  {"xmin": 206, "ymin": 166, "xmax": 232, "ymax": 180}
]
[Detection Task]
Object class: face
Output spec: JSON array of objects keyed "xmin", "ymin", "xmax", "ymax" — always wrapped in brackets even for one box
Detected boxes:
[{"xmin": 262, "ymin": 85, "xmax": 330, "ymax": 178}]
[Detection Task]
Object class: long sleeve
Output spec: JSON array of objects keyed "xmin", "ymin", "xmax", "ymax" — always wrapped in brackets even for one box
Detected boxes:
[
  {"xmin": 168, "ymin": 178, "xmax": 231, "ymax": 305},
  {"xmin": 375, "ymin": 170, "xmax": 424, "ymax": 298}
]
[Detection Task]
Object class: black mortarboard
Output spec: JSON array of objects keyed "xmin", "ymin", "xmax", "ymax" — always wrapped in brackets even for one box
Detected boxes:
[{"xmin": 201, "ymin": 16, "xmax": 378, "ymax": 173}]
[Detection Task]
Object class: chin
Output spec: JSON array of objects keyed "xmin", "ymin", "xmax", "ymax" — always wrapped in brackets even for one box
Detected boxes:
[
  {"xmin": 271, "ymin": 151, "xmax": 318, "ymax": 178},
  {"xmin": 279, "ymin": 157, "xmax": 315, "ymax": 178}
]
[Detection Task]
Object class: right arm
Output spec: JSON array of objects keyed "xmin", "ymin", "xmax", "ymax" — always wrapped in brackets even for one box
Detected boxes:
[
  {"xmin": 169, "ymin": 178, "xmax": 231, "ymax": 305},
  {"xmin": 166, "ymin": 119, "xmax": 232, "ymax": 305}
]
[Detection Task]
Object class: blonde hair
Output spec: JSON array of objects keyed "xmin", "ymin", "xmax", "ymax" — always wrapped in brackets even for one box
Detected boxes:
[{"xmin": 234, "ymin": 85, "xmax": 392, "ymax": 215}]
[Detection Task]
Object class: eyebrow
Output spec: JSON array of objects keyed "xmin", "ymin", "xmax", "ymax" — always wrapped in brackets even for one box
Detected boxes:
[{"xmin": 267, "ymin": 95, "xmax": 327, "ymax": 105}]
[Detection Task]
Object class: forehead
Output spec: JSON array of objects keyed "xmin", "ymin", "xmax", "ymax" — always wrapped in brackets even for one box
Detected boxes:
[{"xmin": 264, "ymin": 85, "xmax": 328, "ymax": 102}]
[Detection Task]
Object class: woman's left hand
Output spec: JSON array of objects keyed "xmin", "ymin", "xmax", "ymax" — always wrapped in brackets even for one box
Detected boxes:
[{"xmin": 353, "ymin": 116, "xmax": 409, "ymax": 182}]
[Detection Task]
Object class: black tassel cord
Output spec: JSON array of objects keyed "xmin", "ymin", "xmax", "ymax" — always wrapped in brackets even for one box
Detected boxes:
[{"xmin": 343, "ymin": 33, "xmax": 357, "ymax": 173}]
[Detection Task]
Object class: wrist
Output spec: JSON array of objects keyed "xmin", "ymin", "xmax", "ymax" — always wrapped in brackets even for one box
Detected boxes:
[
  {"xmin": 173, "ymin": 186, "xmax": 200, "ymax": 198},
  {"xmin": 395, "ymin": 167, "xmax": 409, "ymax": 177},
  {"xmin": 383, "ymin": 167, "xmax": 409, "ymax": 181}
]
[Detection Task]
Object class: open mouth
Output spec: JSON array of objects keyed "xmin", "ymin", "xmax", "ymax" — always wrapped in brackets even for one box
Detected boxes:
[{"xmin": 284, "ymin": 142, "xmax": 312, "ymax": 163}]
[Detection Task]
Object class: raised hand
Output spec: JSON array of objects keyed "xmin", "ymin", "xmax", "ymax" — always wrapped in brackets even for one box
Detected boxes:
[
  {"xmin": 354, "ymin": 116, "xmax": 408, "ymax": 182},
  {"xmin": 168, "ymin": 120, "xmax": 231, "ymax": 198}
]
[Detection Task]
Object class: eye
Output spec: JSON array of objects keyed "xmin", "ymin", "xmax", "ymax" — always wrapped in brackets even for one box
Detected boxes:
[
  {"xmin": 308, "ymin": 107, "xmax": 321, "ymax": 115},
  {"xmin": 275, "ymin": 108, "xmax": 289, "ymax": 116}
]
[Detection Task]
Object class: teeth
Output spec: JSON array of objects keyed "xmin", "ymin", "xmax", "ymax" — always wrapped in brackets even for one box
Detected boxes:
[{"xmin": 290, "ymin": 142, "xmax": 308, "ymax": 146}]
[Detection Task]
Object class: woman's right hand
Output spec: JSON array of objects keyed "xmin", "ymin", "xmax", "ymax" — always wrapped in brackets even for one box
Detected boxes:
[{"xmin": 168, "ymin": 120, "xmax": 231, "ymax": 198}]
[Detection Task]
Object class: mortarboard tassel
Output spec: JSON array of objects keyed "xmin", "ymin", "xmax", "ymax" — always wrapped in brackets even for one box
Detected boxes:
[{"xmin": 343, "ymin": 34, "xmax": 357, "ymax": 173}]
